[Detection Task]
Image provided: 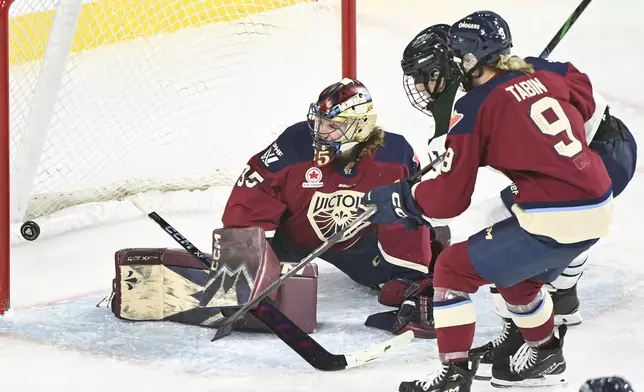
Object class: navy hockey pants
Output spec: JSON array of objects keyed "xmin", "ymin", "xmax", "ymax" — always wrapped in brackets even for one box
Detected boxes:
[
  {"xmin": 270, "ymin": 231, "xmax": 427, "ymax": 288},
  {"xmin": 466, "ymin": 216, "xmax": 597, "ymax": 288}
]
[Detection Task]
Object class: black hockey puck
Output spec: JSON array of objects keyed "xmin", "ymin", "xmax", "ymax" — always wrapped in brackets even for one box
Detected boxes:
[{"xmin": 20, "ymin": 220, "xmax": 41, "ymax": 241}]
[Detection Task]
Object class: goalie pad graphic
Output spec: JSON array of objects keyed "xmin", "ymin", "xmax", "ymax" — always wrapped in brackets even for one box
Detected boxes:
[
  {"xmin": 110, "ymin": 227, "xmax": 318, "ymax": 332},
  {"xmin": 111, "ymin": 247, "xmax": 225, "ymax": 326},
  {"xmin": 200, "ymin": 227, "xmax": 281, "ymax": 308}
]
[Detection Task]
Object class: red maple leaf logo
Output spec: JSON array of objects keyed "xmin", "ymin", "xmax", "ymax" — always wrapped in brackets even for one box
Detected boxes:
[
  {"xmin": 448, "ymin": 112, "xmax": 464, "ymax": 132},
  {"xmin": 306, "ymin": 167, "xmax": 322, "ymax": 183}
]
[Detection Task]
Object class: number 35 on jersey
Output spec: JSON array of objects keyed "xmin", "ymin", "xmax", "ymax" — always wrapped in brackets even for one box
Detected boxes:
[{"xmin": 237, "ymin": 165, "xmax": 265, "ymax": 188}]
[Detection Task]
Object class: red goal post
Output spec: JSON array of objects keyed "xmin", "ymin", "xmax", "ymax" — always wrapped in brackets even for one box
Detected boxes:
[{"xmin": 0, "ymin": 0, "xmax": 356, "ymax": 314}]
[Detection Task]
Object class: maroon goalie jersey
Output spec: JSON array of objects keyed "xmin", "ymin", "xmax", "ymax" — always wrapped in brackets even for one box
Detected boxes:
[
  {"xmin": 222, "ymin": 122, "xmax": 432, "ymax": 274},
  {"xmin": 414, "ymin": 57, "xmax": 613, "ymax": 244}
]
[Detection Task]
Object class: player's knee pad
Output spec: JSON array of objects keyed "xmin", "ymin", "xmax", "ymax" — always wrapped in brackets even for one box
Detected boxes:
[
  {"xmin": 502, "ymin": 288, "xmax": 553, "ymax": 335},
  {"xmin": 546, "ymin": 250, "xmax": 589, "ymax": 291},
  {"xmin": 432, "ymin": 287, "xmax": 475, "ymax": 329}
]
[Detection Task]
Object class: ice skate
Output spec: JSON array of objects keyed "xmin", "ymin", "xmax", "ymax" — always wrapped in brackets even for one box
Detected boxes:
[
  {"xmin": 490, "ymin": 325, "xmax": 569, "ymax": 388},
  {"xmin": 399, "ymin": 360, "xmax": 479, "ymax": 392},
  {"xmin": 469, "ymin": 318, "xmax": 524, "ymax": 380},
  {"xmin": 551, "ymin": 284, "xmax": 582, "ymax": 326}
]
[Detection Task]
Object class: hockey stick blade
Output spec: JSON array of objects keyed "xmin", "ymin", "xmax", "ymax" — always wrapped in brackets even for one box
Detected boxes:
[
  {"xmin": 250, "ymin": 299, "xmax": 413, "ymax": 371},
  {"xmin": 343, "ymin": 331, "xmax": 414, "ymax": 369},
  {"xmin": 211, "ymin": 205, "xmax": 377, "ymax": 341}
]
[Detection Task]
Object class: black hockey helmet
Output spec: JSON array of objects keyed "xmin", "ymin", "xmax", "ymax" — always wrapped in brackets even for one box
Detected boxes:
[
  {"xmin": 448, "ymin": 11, "xmax": 512, "ymax": 76},
  {"xmin": 401, "ymin": 24, "xmax": 459, "ymax": 116}
]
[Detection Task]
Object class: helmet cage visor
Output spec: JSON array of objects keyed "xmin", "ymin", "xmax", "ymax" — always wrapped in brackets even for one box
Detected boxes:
[
  {"xmin": 403, "ymin": 63, "xmax": 448, "ymax": 115},
  {"xmin": 307, "ymin": 103, "xmax": 360, "ymax": 148}
]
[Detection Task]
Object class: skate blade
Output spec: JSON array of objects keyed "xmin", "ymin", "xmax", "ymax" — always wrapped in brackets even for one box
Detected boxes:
[
  {"xmin": 490, "ymin": 372, "xmax": 569, "ymax": 388},
  {"xmin": 555, "ymin": 311, "xmax": 582, "ymax": 326},
  {"xmin": 473, "ymin": 362, "xmax": 492, "ymax": 381}
]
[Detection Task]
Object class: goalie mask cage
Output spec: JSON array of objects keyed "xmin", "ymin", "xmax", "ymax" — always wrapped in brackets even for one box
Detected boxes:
[{"xmin": 0, "ymin": 0, "xmax": 356, "ymax": 313}]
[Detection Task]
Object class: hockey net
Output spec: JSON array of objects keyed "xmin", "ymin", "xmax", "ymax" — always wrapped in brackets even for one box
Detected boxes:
[{"xmin": 2, "ymin": 0, "xmax": 348, "ymax": 244}]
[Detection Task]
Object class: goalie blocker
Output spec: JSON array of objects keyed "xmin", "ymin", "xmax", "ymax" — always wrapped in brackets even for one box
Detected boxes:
[{"xmin": 109, "ymin": 227, "xmax": 319, "ymax": 333}]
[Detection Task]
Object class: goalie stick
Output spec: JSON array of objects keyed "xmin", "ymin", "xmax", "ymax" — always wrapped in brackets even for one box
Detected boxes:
[
  {"xmin": 251, "ymin": 301, "xmax": 414, "ymax": 371},
  {"xmin": 211, "ymin": 152, "xmax": 448, "ymax": 341},
  {"xmin": 128, "ymin": 196, "xmax": 413, "ymax": 371}
]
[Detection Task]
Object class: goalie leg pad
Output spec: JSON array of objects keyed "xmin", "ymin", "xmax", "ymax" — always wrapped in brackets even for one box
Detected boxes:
[
  {"xmin": 202, "ymin": 227, "xmax": 281, "ymax": 308},
  {"xmin": 111, "ymin": 227, "xmax": 319, "ymax": 333},
  {"xmin": 226, "ymin": 261, "xmax": 319, "ymax": 334},
  {"xmin": 277, "ymin": 262, "xmax": 319, "ymax": 333},
  {"xmin": 111, "ymin": 247, "xmax": 225, "ymax": 326}
]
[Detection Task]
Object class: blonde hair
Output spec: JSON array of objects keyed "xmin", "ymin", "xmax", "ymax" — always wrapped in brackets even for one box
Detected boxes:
[
  {"xmin": 356, "ymin": 126, "xmax": 385, "ymax": 161},
  {"xmin": 338, "ymin": 126, "xmax": 384, "ymax": 173},
  {"xmin": 493, "ymin": 55, "xmax": 534, "ymax": 75}
]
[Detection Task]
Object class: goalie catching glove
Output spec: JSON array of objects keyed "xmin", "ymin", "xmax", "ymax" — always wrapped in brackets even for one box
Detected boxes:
[
  {"xmin": 365, "ymin": 277, "xmax": 435, "ymax": 339},
  {"xmin": 363, "ymin": 226, "xmax": 450, "ymax": 339}
]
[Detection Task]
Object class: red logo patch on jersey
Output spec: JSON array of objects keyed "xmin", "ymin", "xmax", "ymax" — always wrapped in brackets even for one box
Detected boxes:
[
  {"xmin": 303, "ymin": 167, "xmax": 324, "ymax": 188},
  {"xmin": 448, "ymin": 111, "xmax": 464, "ymax": 132}
]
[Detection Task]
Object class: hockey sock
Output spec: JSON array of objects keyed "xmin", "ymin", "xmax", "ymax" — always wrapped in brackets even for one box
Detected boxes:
[
  {"xmin": 433, "ymin": 288, "xmax": 476, "ymax": 362},
  {"xmin": 507, "ymin": 288, "xmax": 555, "ymax": 347}
]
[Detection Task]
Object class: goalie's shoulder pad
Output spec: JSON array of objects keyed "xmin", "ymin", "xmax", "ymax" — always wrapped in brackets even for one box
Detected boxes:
[
  {"xmin": 256, "ymin": 121, "xmax": 314, "ymax": 174},
  {"xmin": 373, "ymin": 131, "xmax": 417, "ymax": 170}
]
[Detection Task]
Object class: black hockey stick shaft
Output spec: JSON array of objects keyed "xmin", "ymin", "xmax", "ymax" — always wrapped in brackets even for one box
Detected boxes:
[
  {"xmin": 411, "ymin": 152, "xmax": 445, "ymax": 181},
  {"xmin": 212, "ymin": 152, "xmax": 447, "ymax": 341},
  {"xmin": 148, "ymin": 212, "xmax": 212, "ymax": 269},
  {"xmin": 249, "ymin": 301, "xmax": 412, "ymax": 371},
  {"xmin": 128, "ymin": 197, "xmax": 211, "ymax": 269},
  {"xmin": 250, "ymin": 300, "xmax": 347, "ymax": 370},
  {"xmin": 539, "ymin": 0, "xmax": 593, "ymax": 58}
]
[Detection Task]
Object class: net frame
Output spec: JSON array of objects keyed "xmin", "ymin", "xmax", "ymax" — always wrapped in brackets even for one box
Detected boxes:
[{"xmin": 0, "ymin": 0, "xmax": 356, "ymax": 313}]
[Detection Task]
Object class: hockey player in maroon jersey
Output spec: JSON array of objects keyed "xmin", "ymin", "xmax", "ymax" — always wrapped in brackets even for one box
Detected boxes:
[
  {"xmin": 218, "ymin": 78, "xmax": 445, "ymax": 338},
  {"xmin": 399, "ymin": 22, "xmax": 638, "ymax": 384},
  {"xmin": 363, "ymin": 11, "xmax": 615, "ymax": 391}
]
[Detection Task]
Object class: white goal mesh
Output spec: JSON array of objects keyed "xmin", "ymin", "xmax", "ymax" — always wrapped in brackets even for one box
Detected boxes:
[{"xmin": 8, "ymin": 0, "xmax": 342, "ymax": 239}]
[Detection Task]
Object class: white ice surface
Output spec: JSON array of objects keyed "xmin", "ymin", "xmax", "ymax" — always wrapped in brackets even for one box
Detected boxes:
[{"xmin": 3, "ymin": 0, "xmax": 644, "ymax": 391}]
